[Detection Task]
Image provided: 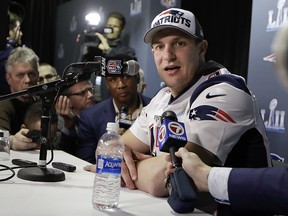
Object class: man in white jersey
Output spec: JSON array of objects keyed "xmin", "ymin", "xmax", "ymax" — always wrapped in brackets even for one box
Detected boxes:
[
  {"xmin": 164, "ymin": 18, "xmax": 288, "ymax": 216},
  {"xmin": 85, "ymin": 8, "xmax": 271, "ymax": 215}
]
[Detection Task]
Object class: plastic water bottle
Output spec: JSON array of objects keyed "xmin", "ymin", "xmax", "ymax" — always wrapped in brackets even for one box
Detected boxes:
[{"xmin": 92, "ymin": 122, "xmax": 125, "ymax": 210}]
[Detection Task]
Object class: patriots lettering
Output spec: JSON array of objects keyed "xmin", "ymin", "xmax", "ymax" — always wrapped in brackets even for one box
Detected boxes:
[{"xmin": 153, "ymin": 10, "xmax": 191, "ymax": 28}]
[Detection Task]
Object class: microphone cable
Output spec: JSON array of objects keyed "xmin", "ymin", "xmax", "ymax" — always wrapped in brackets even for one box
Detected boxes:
[
  {"xmin": 0, "ymin": 164, "xmax": 15, "ymax": 181},
  {"xmin": 0, "ymin": 109, "xmax": 57, "ymax": 182}
]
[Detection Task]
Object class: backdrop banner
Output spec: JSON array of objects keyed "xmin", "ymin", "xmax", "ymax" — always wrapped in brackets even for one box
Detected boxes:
[{"xmin": 247, "ymin": 0, "xmax": 288, "ymax": 162}]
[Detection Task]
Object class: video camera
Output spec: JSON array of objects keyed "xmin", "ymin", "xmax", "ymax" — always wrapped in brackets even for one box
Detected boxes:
[{"xmin": 83, "ymin": 26, "xmax": 113, "ymax": 46}]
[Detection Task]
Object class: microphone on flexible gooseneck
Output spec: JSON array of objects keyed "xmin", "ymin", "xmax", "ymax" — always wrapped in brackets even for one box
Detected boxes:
[
  {"xmin": 158, "ymin": 110, "xmax": 197, "ymax": 214},
  {"xmin": 100, "ymin": 57, "xmax": 140, "ymax": 77}
]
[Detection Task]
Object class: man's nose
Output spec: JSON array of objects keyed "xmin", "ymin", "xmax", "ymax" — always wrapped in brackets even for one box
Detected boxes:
[{"xmin": 163, "ymin": 46, "xmax": 176, "ymax": 62}]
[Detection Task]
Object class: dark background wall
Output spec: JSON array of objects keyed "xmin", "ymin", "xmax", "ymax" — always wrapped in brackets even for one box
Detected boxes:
[
  {"xmin": 182, "ymin": 1, "xmax": 252, "ymax": 80},
  {"xmin": 5, "ymin": 0, "xmax": 252, "ymax": 96}
]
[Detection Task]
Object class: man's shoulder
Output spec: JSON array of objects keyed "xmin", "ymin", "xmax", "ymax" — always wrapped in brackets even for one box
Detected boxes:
[
  {"xmin": 0, "ymin": 99, "xmax": 14, "ymax": 110},
  {"xmin": 140, "ymin": 94, "xmax": 152, "ymax": 105},
  {"xmin": 81, "ymin": 98, "xmax": 113, "ymax": 115},
  {"xmin": 202, "ymin": 73, "xmax": 249, "ymax": 95}
]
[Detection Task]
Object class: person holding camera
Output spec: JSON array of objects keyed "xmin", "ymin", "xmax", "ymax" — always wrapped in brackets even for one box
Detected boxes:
[{"xmin": 82, "ymin": 12, "xmax": 136, "ymax": 61}]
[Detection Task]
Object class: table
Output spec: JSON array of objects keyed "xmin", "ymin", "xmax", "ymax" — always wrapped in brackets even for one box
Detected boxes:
[{"xmin": 0, "ymin": 150, "xmax": 211, "ymax": 216}]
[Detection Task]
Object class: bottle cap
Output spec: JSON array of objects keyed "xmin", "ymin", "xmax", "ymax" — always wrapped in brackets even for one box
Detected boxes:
[{"xmin": 106, "ymin": 122, "xmax": 119, "ymax": 132}]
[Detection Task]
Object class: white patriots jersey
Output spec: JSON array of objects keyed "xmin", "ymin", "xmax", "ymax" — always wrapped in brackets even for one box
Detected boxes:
[
  {"xmin": 130, "ymin": 64, "xmax": 271, "ymax": 166},
  {"xmin": 186, "ymin": 74, "xmax": 270, "ymax": 165}
]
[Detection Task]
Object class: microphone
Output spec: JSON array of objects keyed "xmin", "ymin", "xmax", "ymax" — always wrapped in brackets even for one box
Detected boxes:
[
  {"xmin": 158, "ymin": 110, "xmax": 187, "ymax": 167},
  {"xmin": 100, "ymin": 57, "xmax": 140, "ymax": 77},
  {"xmin": 123, "ymin": 60, "xmax": 140, "ymax": 76},
  {"xmin": 119, "ymin": 105, "xmax": 132, "ymax": 130},
  {"xmin": 158, "ymin": 110, "xmax": 197, "ymax": 213}
]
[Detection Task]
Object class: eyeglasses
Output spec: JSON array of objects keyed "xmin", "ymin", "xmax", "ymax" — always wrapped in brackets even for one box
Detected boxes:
[{"xmin": 67, "ymin": 87, "xmax": 95, "ymax": 97}]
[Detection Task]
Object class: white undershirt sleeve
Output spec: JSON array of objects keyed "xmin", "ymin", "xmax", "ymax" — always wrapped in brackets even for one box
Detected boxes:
[{"xmin": 208, "ymin": 167, "xmax": 232, "ymax": 205}]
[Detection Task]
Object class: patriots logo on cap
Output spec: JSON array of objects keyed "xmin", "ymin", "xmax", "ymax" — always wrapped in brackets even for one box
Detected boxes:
[
  {"xmin": 189, "ymin": 105, "xmax": 236, "ymax": 123},
  {"xmin": 107, "ymin": 60, "xmax": 122, "ymax": 75},
  {"xmin": 159, "ymin": 9, "xmax": 184, "ymax": 19},
  {"xmin": 153, "ymin": 9, "xmax": 191, "ymax": 28}
]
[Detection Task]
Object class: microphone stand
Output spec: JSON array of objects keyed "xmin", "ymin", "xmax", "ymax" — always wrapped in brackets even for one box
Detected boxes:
[
  {"xmin": 17, "ymin": 86, "xmax": 65, "ymax": 182},
  {"xmin": 0, "ymin": 60, "xmax": 102, "ymax": 182}
]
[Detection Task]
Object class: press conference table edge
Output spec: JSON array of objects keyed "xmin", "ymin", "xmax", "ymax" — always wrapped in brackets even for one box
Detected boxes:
[{"xmin": 0, "ymin": 150, "xmax": 210, "ymax": 216}]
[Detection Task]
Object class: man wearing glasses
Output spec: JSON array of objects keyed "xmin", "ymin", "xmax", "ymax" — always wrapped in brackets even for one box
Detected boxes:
[
  {"xmin": 55, "ymin": 79, "xmax": 96, "ymax": 155},
  {"xmin": 38, "ymin": 63, "xmax": 60, "ymax": 84}
]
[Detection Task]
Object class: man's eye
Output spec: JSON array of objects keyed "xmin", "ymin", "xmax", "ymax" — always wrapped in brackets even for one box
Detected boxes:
[
  {"xmin": 17, "ymin": 74, "xmax": 25, "ymax": 78},
  {"xmin": 107, "ymin": 78, "xmax": 116, "ymax": 82},
  {"xmin": 29, "ymin": 72, "xmax": 38, "ymax": 77},
  {"xmin": 175, "ymin": 41, "xmax": 185, "ymax": 47},
  {"xmin": 123, "ymin": 75, "xmax": 130, "ymax": 80},
  {"xmin": 153, "ymin": 44, "xmax": 163, "ymax": 50}
]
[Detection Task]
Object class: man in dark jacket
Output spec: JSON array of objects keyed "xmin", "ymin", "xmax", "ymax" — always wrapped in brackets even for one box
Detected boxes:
[{"xmin": 77, "ymin": 54, "xmax": 151, "ymax": 163}]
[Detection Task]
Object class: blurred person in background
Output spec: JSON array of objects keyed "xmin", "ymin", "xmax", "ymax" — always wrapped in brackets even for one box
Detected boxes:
[
  {"xmin": 78, "ymin": 54, "xmax": 151, "ymax": 163},
  {"xmin": 0, "ymin": 47, "xmax": 40, "ymax": 150},
  {"xmin": 82, "ymin": 11, "xmax": 136, "ymax": 61},
  {"xmin": 38, "ymin": 63, "xmax": 60, "ymax": 84},
  {"xmin": 137, "ymin": 68, "xmax": 147, "ymax": 94},
  {"xmin": 55, "ymin": 77, "xmax": 96, "ymax": 155},
  {"xmin": 0, "ymin": 12, "xmax": 23, "ymax": 95},
  {"xmin": 97, "ymin": 11, "xmax": 136, "ymax": 57},
  {"xmin": 20, "ymin": 101, "xmax": 59, "ymax": 150}
]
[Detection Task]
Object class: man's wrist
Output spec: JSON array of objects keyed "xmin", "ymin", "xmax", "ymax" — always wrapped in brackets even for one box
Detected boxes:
[{"xmin": 208, "ymin": 167, "xmax": 232, "ymax": 203}]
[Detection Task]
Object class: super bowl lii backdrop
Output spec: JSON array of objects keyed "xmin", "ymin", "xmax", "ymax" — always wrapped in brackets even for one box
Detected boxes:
[{"xmin": 247, "ymin": 0, "xmax": 288, "ymax": 162}]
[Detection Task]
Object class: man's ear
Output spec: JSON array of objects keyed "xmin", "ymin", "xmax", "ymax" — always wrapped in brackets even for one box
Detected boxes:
[
  {"xmin": 199, "ymin": 40, "xmax": 208, "ymax": 56},
  {"xmin": 5, "ymin": 73, "xmax": 11, "ymax": 85}
]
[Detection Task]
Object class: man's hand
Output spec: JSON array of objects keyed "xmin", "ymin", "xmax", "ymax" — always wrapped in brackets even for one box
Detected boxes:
[
  {"xmin": 96, "ymin": 33, "xmax": 111, "ymax": 53},
  {"xmin": 55, "ymin": 95, "xmax": 75, "ymax": 129},
  {"xmin": 10, "ymin": 128, "xmax": 38, "ymax": 151},
  {"xmin": 121, "ymin": 146, "xmax": 151, "ymax": 189},
  {"xmin": 55, "ymin": 95, "xmax": 73, "ymax": 117},
  {"xmin": 83, "ymin": 164, "xmax": 96, "ymax": 172}
]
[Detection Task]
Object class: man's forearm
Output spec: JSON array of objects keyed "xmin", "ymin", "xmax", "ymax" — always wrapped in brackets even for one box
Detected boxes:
[{"xmin": 134, "ymin": 154, "xmax": 169, "ymax": 197}]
